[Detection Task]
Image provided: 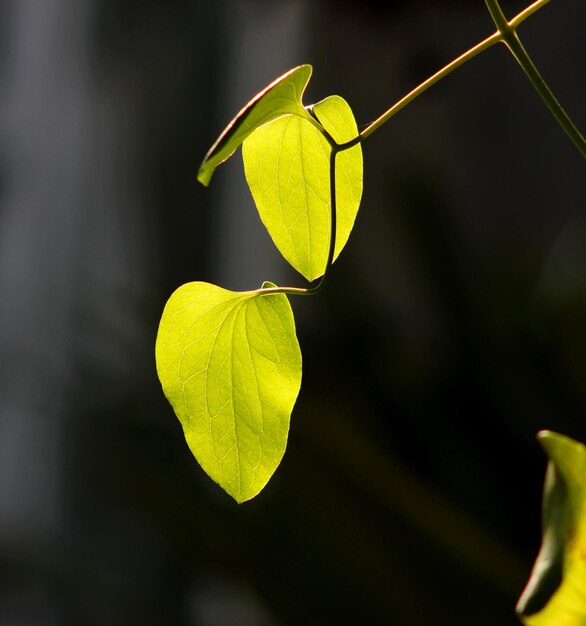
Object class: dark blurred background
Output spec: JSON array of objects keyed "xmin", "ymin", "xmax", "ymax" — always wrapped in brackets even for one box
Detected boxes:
[{"xmin": 0, "ymin": 1, "xmax": 584, "ymax": 624}]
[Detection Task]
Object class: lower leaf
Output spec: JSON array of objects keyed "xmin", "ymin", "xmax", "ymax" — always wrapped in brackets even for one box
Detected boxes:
[{"xmin": 155, "ymin": 282, "xmax": 302, "ymax": 503}]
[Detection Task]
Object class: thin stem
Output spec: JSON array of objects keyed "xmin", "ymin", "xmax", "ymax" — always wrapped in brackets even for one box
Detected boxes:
[
  {"xmin": 484, "ymin": 0, "xmax": 509, "ymax": 33},
  {"xmin": 355, "ymin": 32, "xmax": 501, "ymax": 142},
  {"xmin": 485, "ymin": 0, "xmax": 586, "ymax": 157},
  {"xmin": 509, "ymin": 0, "xmax": 551, "ymax": 29},
  {"xmin": 318, "ymin": 146, "xmax": 339, "ymax": 291},
  {"xmin": 485, "ymin": 0, "xmax": 551, "ymax": 30},
  {"xmin": 258, "ymin": 144, "xmax": 339, "ymax": 298},
  {"xmin": 507, "ymin": 33, "xmax": 585, "ymax": 157}
]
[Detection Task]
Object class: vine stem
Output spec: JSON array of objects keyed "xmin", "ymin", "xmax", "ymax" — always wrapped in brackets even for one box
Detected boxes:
[
  {"xmin": 356, "ymin": 33, "xmax": 501, "ymax": 142},
  {"xmin": 485, "ymin": 0, "xmax": 586, "ymax": 158}
]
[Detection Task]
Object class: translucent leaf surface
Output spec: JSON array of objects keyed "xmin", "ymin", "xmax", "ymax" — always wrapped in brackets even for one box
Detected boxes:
[
  {"xmin": 156, "ymin": 282, "xmax": 302, "ymax": 502},
  {"xmin": 517, "ymin": 431, "xmax": 586, "ymax": 625},
  {"xmin": 197, "ymin": 65, "xmax": 314, "ymax": 186},
  {"xmin": 242, "ymin": 95, "xmax": 363, "ymax": 282}
]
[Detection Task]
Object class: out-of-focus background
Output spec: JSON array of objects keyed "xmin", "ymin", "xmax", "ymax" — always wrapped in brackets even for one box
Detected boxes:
[{"xmin": 0, "ymin": 1, "xmax": 584, "ymax": 624}]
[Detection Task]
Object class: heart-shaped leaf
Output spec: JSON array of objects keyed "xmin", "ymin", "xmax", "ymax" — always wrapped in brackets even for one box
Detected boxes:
[
  {"xmin": 242, "ymin": 95, "xmax": 363, "ymax": 282},
  {"xmin": 517, "ymin": 431, "xmax": 586, "ymax": 625},
  {"xmin": 197, "ymin": 65, "xmax": 315, "ymax": 186},
  {"xmin": 156, "ymin": 282, "xmax": 302, "ymax": 502}
]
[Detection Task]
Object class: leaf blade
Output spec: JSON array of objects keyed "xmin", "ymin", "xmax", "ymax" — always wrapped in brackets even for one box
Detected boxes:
[
  {"xmin": 155, "ymin": 282, "xmax": 302, "ymax": 502},
  {"xmin": 243, "ymin": 95, "xmax": 362, "ymax": 281}
]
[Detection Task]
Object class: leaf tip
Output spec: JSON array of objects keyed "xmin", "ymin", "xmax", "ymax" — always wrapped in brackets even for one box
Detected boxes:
[
  {"xmin": 226, "ymin": 485, "xmax": 261, "ymax": 504},
  {"xmin": 197, "ymin": 165, "xmax": 212, "ymax": 187},
  {"xmin": 537, "ymin": 429, "xmax": 554, "ymax": 441},
  {"xmin": 197, "ymin": 166, "xmax": 212, "ymax": 187}
]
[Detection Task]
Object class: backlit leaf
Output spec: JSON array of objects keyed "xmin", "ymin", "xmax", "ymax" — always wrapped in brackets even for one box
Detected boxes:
[
  {"xmin": 156, "ymin": 282, "xmax": 302, "ymax": 502},
  {"xmin": 242, "ymin": 95, "xmax": 363, "ymax": 282},
  {"xmin": 517, "ymin": 431, "xmax": 586, "ymax": 625},
  {"xmin": 197, "ymin": 65, "xmax": 315, "ymax": 186}
]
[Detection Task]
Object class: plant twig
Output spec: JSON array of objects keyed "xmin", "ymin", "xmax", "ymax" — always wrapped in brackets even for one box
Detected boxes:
[{"xmin": 356, "ymin": 33, "xmax": 501, "ymax": 142}]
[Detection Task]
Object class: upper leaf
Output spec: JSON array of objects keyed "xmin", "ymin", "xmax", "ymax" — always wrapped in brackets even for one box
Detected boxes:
[
  {"xmin": 517, "ymin": 431, "xmax": 586, "ymax": 625},
  {"xmin": 242, "ymin": 95, "xmax": 363, "ymax": 282},
  {"xmin": 155, "ymin": 282, "xmax": 302, "ymax": 503},
  {"xmin": 197, "ymin": 65, "xmax": 315, "ymax": 186}
]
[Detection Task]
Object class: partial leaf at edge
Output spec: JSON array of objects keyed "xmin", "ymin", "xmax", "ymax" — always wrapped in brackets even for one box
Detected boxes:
[
  {"xmin": 197, "ymin": 65, "xmax": 314, "ymax": 186},
  {"xmin": 155, "ymin": 282, "xmax": 302, "ymax": 503},
  {"xmin": 242, "ymin": 94, "xmax": 362, "ymax": 282},
  {"xmin": 517, "ymin": 431, "xmax": 586, "ymax": 625}
]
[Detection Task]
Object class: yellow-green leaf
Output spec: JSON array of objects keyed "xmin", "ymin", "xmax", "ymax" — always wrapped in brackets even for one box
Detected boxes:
[
  {"xmin": 517, "ymin": 431, "xmax": 586, "ymax": 625},
  {"xmin": 155, "ymin": 282, "xmax": 302, "ymax": 502},
  {"xmin": 197, "ymin": 65, "xmax": 315, "ymax": 186},
  {"xmin": 242, "ymin": 95, "xmax": 363, "ymax": 282}
]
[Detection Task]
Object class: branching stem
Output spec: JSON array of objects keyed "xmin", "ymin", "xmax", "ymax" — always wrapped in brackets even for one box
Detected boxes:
[
  {"xmin": 260, "ymin": 0, "xmax": 585, "ymax": 299},
  {"xmin": 485, "ymin": 0, "xmax": 586, "ymax": 158}
]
